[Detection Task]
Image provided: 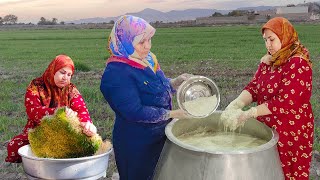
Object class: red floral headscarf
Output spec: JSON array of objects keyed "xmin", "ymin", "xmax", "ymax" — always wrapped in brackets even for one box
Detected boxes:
[
  {"xmin": 261, "ymin": 17, "xmax": 312, "ymax": 68},
  {"xmin": 40, "ymin": 54, "xmax": 75, "ymax": 107}
]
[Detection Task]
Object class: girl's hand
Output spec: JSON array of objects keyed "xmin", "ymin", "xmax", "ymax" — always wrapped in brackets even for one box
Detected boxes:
[
  {"xmin": 65, "ymin": 107, "xmax": 78, "ymax": 118},
  {"xmin": 80, "ymin": 122, "xmax": 97, "ymax": 137}
]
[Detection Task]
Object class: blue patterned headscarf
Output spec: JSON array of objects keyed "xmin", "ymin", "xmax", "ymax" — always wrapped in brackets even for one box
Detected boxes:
[{"xmin": 108, "ymin": 15, "xmax": 156, "ymax": 68}]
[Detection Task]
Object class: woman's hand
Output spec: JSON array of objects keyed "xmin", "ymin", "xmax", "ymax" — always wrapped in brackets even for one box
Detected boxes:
[
  {"xmin": 169, "ymin": 109, "xmax": 191, "ymax": 119},
  {"xmin": 65, "ymin": 107, "xmax": 78, "ymax": 118},
  {"xmin": 225, "ymin": 98, "xmax": 245, "ymax": 111},
  {"xmin": 220, "ymin": 107, "xmax": 257, "ymax": 131},
  {"xmin": 170, "ymin": 73, "xmax": 193, "ymax": 90},
  {"xmin": 260, "ymin": 54, "xmax": 272, "ymax": 65},
  {"xmin": 224, "ymin": 90, "xmax": 253, "ymax": 111},
  {"xmin": 80, "ymin": 122, "xmax": 97, "ymax": 137}
]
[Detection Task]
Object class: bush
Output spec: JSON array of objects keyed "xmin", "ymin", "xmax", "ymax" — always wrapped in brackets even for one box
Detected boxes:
[{"xmin": 75, "ymin": 61, "xmax": 91, "ymax": 72}]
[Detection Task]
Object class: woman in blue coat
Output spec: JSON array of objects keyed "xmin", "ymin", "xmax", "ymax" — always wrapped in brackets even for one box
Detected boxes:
[{"xmin": 100, "ymin": 15, "xmax": 191, "ymax": 180}]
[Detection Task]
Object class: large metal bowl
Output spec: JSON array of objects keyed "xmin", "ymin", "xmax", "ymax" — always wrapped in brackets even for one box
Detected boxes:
[
  {"xmin": 177, "ymin": 75, "xmax": 220, "ymax": 118},
  {"xmin": 18, "ymin": 145, "xmax": 113, "ymax": 180}
]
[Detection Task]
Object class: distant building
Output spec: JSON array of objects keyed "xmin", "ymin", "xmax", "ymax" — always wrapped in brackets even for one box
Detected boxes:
[
  {"xmin": 276, "ymin": 6, "xmax": 308, "ymax": 14},
  {"xmin": 310, "ymin": 13, "xmax": 320, "ymax": 20},
  {"xmin": 195, "ymin": 5, "xmax": 317, "ymax": 25},
  {"xmin": 258, "ymin": 9, "xmax": 276, "ymax": 16}
]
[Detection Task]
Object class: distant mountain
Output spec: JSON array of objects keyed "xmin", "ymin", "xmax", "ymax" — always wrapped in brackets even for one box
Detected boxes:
[
  {"xmin": 128, "ymin": 8, "xmax": 230, "ymax": 23},
  {"xmin": 67, "ymin": 1, "xmax": 320, "ymax": 24},
  {"xmin": 69, "ymin": 8, "xmax": 230, "ymax": 24},
  {"xmin": 70, "ymin": 17, "xmax": 116, "ymax": 24}
]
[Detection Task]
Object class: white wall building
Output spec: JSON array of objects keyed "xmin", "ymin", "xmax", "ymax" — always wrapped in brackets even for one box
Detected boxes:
[{"xmin": 276, "ymin": 6, "xmax": 308, "ymax": 14}]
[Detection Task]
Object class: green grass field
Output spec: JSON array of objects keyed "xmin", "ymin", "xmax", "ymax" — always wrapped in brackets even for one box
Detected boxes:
[{"xmin": 0, "ymin": 24, "xmax": 319, "ymax": 179}]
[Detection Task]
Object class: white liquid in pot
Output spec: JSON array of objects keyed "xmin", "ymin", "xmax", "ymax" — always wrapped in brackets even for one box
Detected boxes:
[{"xmin": 177, "ymin": 129, "xmax": 267, "ymax": 151}]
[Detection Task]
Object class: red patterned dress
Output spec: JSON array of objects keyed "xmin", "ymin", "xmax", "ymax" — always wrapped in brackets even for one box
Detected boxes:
[
  {"xmin": 5, "ymin": 78, "xmax": 92, "ymax": 163},
  {"xmin": 245, "ymin": 56, "xmax": 314, "ymax": 180}
]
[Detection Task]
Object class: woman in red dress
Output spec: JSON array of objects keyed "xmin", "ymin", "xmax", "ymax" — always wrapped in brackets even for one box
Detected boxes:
[
  {"xmin": 5, "ymin": 54, "xmax": 97, "ymax": 163},
  {"xmin": 221, "ymin": 17, "xmax": 314, "ymax": 179}
]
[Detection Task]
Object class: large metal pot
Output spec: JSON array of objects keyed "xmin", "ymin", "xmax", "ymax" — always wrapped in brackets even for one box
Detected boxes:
[
  {"xmin": 154, "ymin": 112, "xmax": 284, "ymax": 180},
  {"xmin": 18, "ymin": 145, "xmax": 113, "ymax": 180}
]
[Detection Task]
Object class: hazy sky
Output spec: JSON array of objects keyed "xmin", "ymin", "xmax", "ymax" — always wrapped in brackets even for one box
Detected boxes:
[{"xmin": 0, "ymin": 0, "xmax": 310, "ymax": 23}]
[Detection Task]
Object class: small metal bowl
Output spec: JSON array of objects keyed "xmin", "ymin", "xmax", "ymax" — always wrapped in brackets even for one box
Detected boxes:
[{"xmin": 177, "ymin": 76, "xmax": 220, "ymax": 118}]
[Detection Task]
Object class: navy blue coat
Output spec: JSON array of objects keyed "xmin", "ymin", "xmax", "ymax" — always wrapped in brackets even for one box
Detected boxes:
[{"xmin": 100, "ymin": 61, "xmax": 174, "ymax": 180}]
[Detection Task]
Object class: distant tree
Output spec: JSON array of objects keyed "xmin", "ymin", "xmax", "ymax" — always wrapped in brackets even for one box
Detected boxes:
[
  {"xmin": 38, "ymin": 17, "xmax": 59, "ymax": 25},
  {"xmin": 0, "ymin": 17, "xmax": 3, "ymax": 25},
  {"xmin": 52, "ymin": 18, "xmax": 58, "ymax": 25},
  {"xmin": 308, "ymin": 2, "xmax": 320, "ymax": 14},
  {"xmin": 287, "ymin": 4, "xmax": 295, "ymax": 7},
  {"xmin": 109, "ymin": 20, "xmax": 115, "ymax": 24},
  {"xmin": 227, "ymin": 10, "xmax": 246, "ymax": 16},
  {"xmin": 152, "ymin": 21, "xmax": 161, "ymax": 27},
  {"xmin": 3, "ymin": 14, "xmax": 18, "ymax": 24},
  {"xmin": 38, "ymin": 17, "xmax": 47, "ymax": 25},
  {"xmin": 212, "ymin": 12, "xmax": 223, "ymax": 17},
  {"xmin": 60, "ymin": 21, "xmax": 65, "ymax": 25}
]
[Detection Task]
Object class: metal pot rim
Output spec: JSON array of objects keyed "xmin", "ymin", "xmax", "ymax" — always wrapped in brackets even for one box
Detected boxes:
[{"xmin": 18, "ymin": 145, "xmax": 113, "ymax": 162}]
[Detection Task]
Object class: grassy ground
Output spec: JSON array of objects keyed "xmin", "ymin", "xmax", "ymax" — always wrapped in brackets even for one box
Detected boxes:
[{"xmin": 0, "ymin": 24, "xmax": 319, "ymax": 179}]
